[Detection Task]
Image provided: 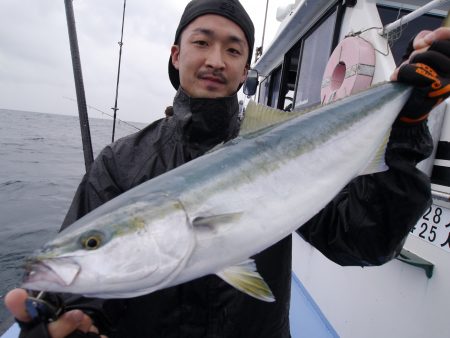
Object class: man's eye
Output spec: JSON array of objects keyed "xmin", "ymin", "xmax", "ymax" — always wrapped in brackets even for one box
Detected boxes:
[
  {"xmin": 228, "ymin": 48, "xmax": 241, "ymax": 55},
  {"xmin": 193, "ymin": 40, "xmax": 208, "ymax": 46}
]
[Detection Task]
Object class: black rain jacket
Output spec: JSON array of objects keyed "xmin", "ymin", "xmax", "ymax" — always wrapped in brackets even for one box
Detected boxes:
[{"xmin": 56, "ymin": 88, "xmax": 432, "ymax": 338}]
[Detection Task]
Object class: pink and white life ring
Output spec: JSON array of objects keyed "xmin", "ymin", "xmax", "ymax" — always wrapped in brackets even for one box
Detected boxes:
[{"xmin": 321, "ymin": 36, "xmax": 376, "ymax": 104}]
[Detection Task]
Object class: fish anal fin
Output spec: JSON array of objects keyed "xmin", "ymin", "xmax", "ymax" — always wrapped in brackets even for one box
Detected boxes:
[{"xmin": 216, "ymin": 259, "xmax": 275, "ymax": 302}]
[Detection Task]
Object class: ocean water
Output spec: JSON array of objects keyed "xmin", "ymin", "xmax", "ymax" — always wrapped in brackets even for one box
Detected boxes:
[{"xmin": 0, "ymin": 108, "xmax": 147, "ymax": 327}]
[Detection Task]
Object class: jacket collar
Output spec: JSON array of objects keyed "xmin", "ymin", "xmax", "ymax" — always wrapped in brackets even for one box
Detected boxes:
[{"xmin": 172, "ymin": 88, "xmax": 240, "ymax": 147}]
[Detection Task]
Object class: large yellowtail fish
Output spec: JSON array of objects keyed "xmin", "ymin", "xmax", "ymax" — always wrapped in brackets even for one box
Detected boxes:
[{"xmin": 23, "ymin": 83, "xmax": 411, "ymax": 301}]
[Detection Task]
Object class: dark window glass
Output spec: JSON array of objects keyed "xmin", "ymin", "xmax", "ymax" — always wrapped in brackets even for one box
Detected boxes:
[
  {"xmin": 377, "ymin": 6, "xmax": 443, "ymax": 65},
  {"xmin": 279, "ymin": 45, "xmax": 301, "ymax": 111},
  {"xmin": 269, "ymin": 66, "xmax": 282, "ymax": 108},
  {"xmin": 258, "ymin": 77, "xmax": 269, "ymax": 105},
  {"xmin": 294, "ymin": 11, "xmax": 337, "ymax": 109}
]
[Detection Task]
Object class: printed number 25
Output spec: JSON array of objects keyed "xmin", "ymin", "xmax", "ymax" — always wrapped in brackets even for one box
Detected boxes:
[
  {"xmin": 419, "ymin": 206, "xmax": 441, "ymax": 242},
  {"xmin": 419, "ymin": 223, "xmax": 437, "ymax": 242}
]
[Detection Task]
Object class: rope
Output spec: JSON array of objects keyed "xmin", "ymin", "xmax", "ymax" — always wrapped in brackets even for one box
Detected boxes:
[
  {"xmin": 63, "ymin": 96, "xmax": 141, "ymax": 131},
  {"xmin": 345, "ymin": 27, "xmax": 391, "ymax": 56}
]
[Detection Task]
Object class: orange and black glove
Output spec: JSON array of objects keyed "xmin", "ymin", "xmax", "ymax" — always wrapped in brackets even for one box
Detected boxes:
[{"xmin": 397, "ymin": 39, "xmax": 450, "ymax": 124}]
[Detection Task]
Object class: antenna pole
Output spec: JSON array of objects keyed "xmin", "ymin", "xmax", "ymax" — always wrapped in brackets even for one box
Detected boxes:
[
  {"xmin": 255, "ymin": 0, "xmax": 270, "ymax": 61},
  {"xmin": 262, "ymin": 0, "xmax": 269, "ymax": 52}
]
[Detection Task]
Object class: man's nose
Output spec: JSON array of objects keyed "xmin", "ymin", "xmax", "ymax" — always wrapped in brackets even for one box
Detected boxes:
[{"xmin": 205, "ymin": 46, "xmax": 225, "ymax": 69}]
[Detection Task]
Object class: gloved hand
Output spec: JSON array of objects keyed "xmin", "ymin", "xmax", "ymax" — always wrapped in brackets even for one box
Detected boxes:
[{"xmin": 396, "ymin": 38, "xmax": 450, "ymax": 124}]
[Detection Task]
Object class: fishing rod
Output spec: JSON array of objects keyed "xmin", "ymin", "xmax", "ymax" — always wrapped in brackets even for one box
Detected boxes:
[
  {"xmin": 64, "ymin": 0, "xmax": 94, "ymax": 173},
  {"xmin": 111, "ymin": 0, "xmax": 127, "ymax": 143}
]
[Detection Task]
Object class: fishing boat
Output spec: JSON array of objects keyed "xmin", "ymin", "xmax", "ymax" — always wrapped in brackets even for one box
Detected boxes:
[
  {"xmin": 1, "ymin": 1, "xmax": 449, "ymax": 337},
  {"xmin": 243, "ymin": 0, "xmax": 449, "ymax": 337}
]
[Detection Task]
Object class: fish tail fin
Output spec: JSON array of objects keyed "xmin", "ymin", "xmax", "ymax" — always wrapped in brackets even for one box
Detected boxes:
[
  {"xmin": 216, "ymin": 259, "xmax": 275, "ymax": 302},
  {"xmin": 360, "ymin": 128, "xmax": 391, "ymax": 175}
]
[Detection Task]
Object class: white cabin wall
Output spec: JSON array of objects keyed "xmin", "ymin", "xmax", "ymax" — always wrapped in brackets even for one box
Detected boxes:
[
  {"xmin": 417, "ymin": 102, "xmax": 447, "ymax": 177},
  {"xmin": 427, "ymin": 100, "xmax": 450, "ymax": 194},
  {"xmin": 292, "ymin": 232, "xmax": 449, "ymax": 338},
  {"xmin": 291, "ymin": 1, "xmax": 450, "ymax": 337}
]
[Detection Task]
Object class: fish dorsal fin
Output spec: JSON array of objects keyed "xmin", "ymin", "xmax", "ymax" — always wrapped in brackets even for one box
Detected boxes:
[
  {"xmin": 360, "ymin": 128, "xmax": 391, "ymax": 175},
  {"xmin": 239, "ymin": 100, "xmax": 302, "ymax": 136},
  {"xmin": 216, "ymin": 259, "xmax": 275, "ymax": 302},
  {"xmin": 207, "ymin": 101, "xmax": 303, "ymax": 153}
]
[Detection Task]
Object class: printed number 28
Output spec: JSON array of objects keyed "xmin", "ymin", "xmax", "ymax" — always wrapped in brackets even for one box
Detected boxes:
[
  {"xmin": 418, "ymin": 206, "xmax": 441, "ymax": 242},
  {"xmin": 423, "ymin": 206, "xmax": 442, "ymax": 224}
]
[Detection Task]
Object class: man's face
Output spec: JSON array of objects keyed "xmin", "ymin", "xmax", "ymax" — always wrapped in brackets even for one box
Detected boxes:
[{"xmin": 171, "ymin": 14, "xmax": 249, "ymax": 98}]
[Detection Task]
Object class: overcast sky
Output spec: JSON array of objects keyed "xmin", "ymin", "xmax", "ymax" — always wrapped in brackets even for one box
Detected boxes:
[{"xmin": 0, "ymin": 0, "xmax": 286, "ymax": 124}]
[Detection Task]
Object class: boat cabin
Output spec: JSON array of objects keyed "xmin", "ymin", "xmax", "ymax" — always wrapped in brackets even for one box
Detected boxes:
[{"xmin": 245, "ymin": 1, "xmax": 450, "ymax": 337}]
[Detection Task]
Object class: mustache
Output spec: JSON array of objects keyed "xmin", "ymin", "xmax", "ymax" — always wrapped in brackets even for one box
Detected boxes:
[{"xmin": 197, "ymin": 70, "xmax": 227, "ymax": 84}]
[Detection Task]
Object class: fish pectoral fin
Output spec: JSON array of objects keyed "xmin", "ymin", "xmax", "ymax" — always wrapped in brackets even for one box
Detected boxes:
[
  {"xmin": 192, "ymin": 212, "xmax": 243, "ymax": 231},
  {"xmin": 216, "ymin": 259, "xmax": 275, "ymax": 302},
  {"xmin": 360, "ymin": 128, "xmax": 391, "ymax": 175}
]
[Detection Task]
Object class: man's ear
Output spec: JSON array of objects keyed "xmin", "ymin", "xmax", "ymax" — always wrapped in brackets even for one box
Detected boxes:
[
  {"xmin": 171, "ymin": 45, "xmax": 180, "ymax": 70},
  {"xmin": 240, "ymin": 64, "xmax": 250, "ymax": 85}
]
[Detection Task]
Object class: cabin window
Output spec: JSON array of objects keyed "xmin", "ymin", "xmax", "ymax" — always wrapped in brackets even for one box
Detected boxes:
[
  {"xmin": 258, "ymin": 77, "xmax": 269, "ymax": 105},
  {"xmin": 377, "ymin": 5, "xmax": 443, "ymax": 65},
  {"xmin": 278, "ymin": 44, "xmax": 301, "ymax": 111},
  {"xmin": 294, "ymin": 10, "xmax": 338, "ymax": 110},
  {"xmin": 269, "ymin": 66, "xmax": 282, "ymax": 108},
  {"xmin": 258, "ymin": 66, "xmax": 282, "ymax": 107}
]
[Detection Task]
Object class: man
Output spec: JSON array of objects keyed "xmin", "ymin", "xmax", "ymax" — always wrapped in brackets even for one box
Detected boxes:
[{"xmin": 5, "ymin": 0, "xmax": 450, "ymax": 337}]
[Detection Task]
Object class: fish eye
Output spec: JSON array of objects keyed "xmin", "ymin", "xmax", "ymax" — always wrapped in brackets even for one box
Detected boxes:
[
  {"xmin": 80, "ymin": 231, "xmax": 104, "ymax": 250},
  {"xmin": 84, "ymin": 237, "xmax": 100, "ymax": 249}
]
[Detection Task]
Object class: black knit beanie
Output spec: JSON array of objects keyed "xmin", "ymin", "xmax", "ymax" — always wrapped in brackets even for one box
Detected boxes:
[{"xmin": 168, "ymin": 0, "xmax": 255, "ymax": 90}]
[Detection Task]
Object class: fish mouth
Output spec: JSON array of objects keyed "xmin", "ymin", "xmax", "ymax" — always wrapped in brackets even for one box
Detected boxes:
[{"xmin": 23, "ymin": 257, "xmax": 81, "ymax": 288}]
